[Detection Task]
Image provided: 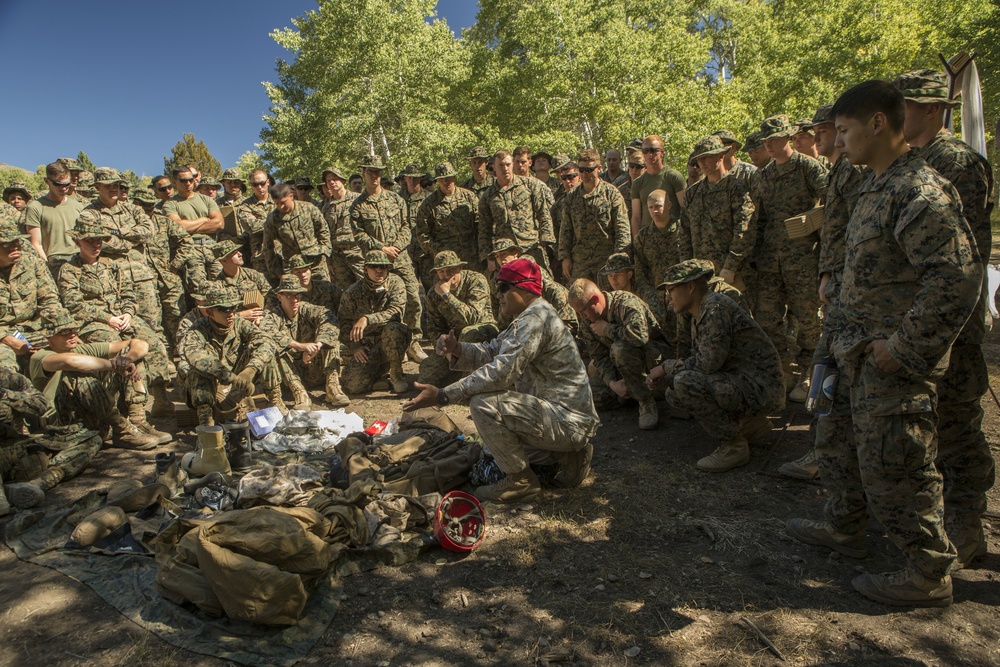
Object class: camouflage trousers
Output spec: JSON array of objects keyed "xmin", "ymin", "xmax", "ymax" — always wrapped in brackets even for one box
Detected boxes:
[
  {"xmin": 590, "ymin": 339, "xmax": 670, "ymax": 405},
  {"xmin": 341, "ymin": 322, "xmax": 412, "ymax": 394},
  {"xmin": 178, "ymin": 242, "xmax": 221, "ymax": 295},
  {"xmin": 754, "ymin": 251, "xmax": 822, "ymax": 363},
  {"xmin": 0, "ymin": 431, "xmax": 102, "ymax": 488},
  {"xmin": 665, "ymin": 369, "xmax": 773, "ymax": 442},
  {"xmin": 184, "ymin": 355, "xmax": 279, "ymax": 410},
  {"xmin": 51, "ymin": 374, "xmax": 120, "ymax": 431},
  {"xmin": 568, "ymin": 261, "xmax": 610, "ymax": 291},
  {"xmin": 328, "ymin": 247, "xmax": 365, "ymax": 291},
  {"xmin": 848, "ymin": 355, "xmax": 955, "ymax": 579},
  {"xmin": 392, "ymin": 254, "xmax": 423, "ymax": 338},
  {"xmin": 418, "ymin": 323, "xmax": 499, "ymax": 386},
  {"xmin": 82, "ymin": 317, "xmax": 172, "ymax": 392},
  {"xmin": 277, "ymin": 345, "xmax": 341, "ymax": 391},
  {"xmin": 156, "ymin": 268, "xmax": 184, "ymax": 355},
  {"xmin": 936, "ymin": 344, "xmax": 995, "ymax": 551},
  {"xmin": 469, "ymin": 390, "xmax": 593, "ymax": 474}
]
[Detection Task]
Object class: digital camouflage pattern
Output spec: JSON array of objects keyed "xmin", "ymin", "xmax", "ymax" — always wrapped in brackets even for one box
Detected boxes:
[
  {"xmin": 259, "ymin": 299, "xmax": 341, "ymax": 390},
  {"xmin": 460, "ymin": 172, "xmax": 495, "ymax": 200},
  {"xmin": 557, "ymin": 180, "xmax": 631, "ymax": 282},
  {"xmin": 834, "ymin": 150, "xmax": 981, "ymax": 579},
  {"xmin": 337, "ymin": 272, "xmax": 410, "ymax": 393},
  {"xmin": 414, "ymin": 186, "xmax": 481, "ymax": 270},
  {"xmin": 818, "ymin": 155, "xmax": 867, "ymax": 279},
  {"xmin": 420, "ymin": 267, "xmax": 497, "ymax": 386},
  {"xmin": 262, "ymin": 200, "xmax": 332, "ymax": 284},
  {"xmin": 478, "ymin": 175, "xmax": 556, "ymax": 265},
  {"xmin": 0, "ymin": 249, "xmax": 62, "ymax": 371},
  {"xmin": 212, "ymin": 264, "xmax": 272, "ymax": 300},
  {"xmin": 321, "ymin": 190, "xmax": 365, "ymax": 289},
  {"xmin": 679, "ymin": 172, "xmax": 756, "ymax": 275},
  {"xmin": 236, "ymin": 194, "xmax": 275, "ymax": 273},
  {"xmin": 632, "ymin": 219, "xmax": 680, "ymax": 350}
]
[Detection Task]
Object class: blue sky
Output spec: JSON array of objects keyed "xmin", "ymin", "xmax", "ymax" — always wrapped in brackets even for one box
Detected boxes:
[{"xmin": 0, "ymin": 1, "xmax": 479, "ymax": 177}]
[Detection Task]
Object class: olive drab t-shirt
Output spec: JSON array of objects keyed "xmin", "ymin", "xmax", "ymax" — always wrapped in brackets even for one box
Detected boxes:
[
  {"xmin": 29, "ymin": 342, "xmax": 112, "ymax": 402},
  {"xmin": 162, "ymin": 193, "xmax": 221, "ymax": 222},
  {"xmin": 22, "ymin": 194, "xmax": 86, "ymax": 259},
  {"xmin": 632, "ymin": 168, "xmax": 686, "ymax": 227}
]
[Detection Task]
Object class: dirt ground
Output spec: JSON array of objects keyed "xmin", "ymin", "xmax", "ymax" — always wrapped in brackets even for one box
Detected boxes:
[{"xmin": 2, "ymin": 332, "xmax": 1000, "ymax": 667}]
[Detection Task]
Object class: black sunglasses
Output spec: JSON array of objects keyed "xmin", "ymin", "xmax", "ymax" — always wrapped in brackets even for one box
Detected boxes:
[
  {"xmin": 213, "ymin": 305, "xmax": 238, "ymax": 313},
  {"xmin": 628, "ymin": 163, "xmax": 644, "ymax": 169},
  {"xmin": 560, "ymin": 173, "xmax": 580, "ymax": 181},
  {"xmin": 578, "ymin": 165, "xmax": 599, "ymax": 173},
  {"xmin": 157, "ymin": 185, "xmax": 173, "ymax": 192},
  {"xmin": 50, "ymin": 180, "xmax": 72, "ymax": 188},
  {"xmin": 641, "ymin": 147, "xmax": 662, "ymax": 154},
  {"xmin": 497, "ymin": 279, "xmax": 530, "ymax": 294},
  {"xmin": 177, "ymin": 178, "xmax": 195, "ymax": 184},
  {"xmin": 251, "ymin": 181, "xmax": 268, "ymax": 187}
]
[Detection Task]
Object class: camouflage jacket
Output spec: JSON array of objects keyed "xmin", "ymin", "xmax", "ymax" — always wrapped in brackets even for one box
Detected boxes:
[
  {"xmin": 633, "ymin": 221, "xmax": 680, "ymax": 292},
  {"xmin": 259, "ymin": 301, "xmax": 339, "ymax": 356},
  {"xmin": 212, "ymin": 266, "xmax": 272, "ymax": 299},
  {"xmin": 425, "ymin": 270, "xmax": 495, "ymax": 339},
  {"xmin": 749, "ymin": 152, "xmax": 828, "ymax": 262},
  {"xmin": 557, "ymin": 180, "xmax": 631, "ymax": 265},
  {"xmin": 460, "ymin": 173, "xmax": 495, "ymax": 200},
  {"xmin": 84, "ymin": 200, "xmax": 157, "ymax": 283},
  {"xmin": 58, "ymin": 256, "xmax": 135, "ymax": 331},
  {"xmin": 147, "ymin": 208, "xmax": 193, "ymax": 271},
  {"xmin": 262, "ymin": 201, "xmax": 332, "ymax": 281},
  {"xmin": 302, "ymin": 279, "xmax": 343, "ymax": 314},
  {"xmin": 444, "ymin": 298, "xmax": 599, "ymax": 433},
  {"xmin": 338, "ymin": 274, "xmax": 407, "ymax": 345},
  {"xmin": 617, "ymin": 179, "xmax": 633, "ymax": 221},
  {"xmin": 0, "ymin": 253, "xmax": 61, "ymax": 341},
  {"xmin": 582, "ymin": 290, "xmax": 665, "ymax": 385},
  {"xmin": 478, "ymin": 175, "xmax": 556, "ymax": 261},
  {"xmin": 321, "ymin": 191, "xmax": 360, "ymax": 250},
  {"xmin": 349, "ymin": 189, "xmax": 412, "ymax": 260},
  {"xmin": 729, "ymin": 160, "xmax": 757, "ymax": 187},
  {"xmin": 0, "ymin": 367, "xmax": 51, "ymax": 443},
  {"xmin": 834, "ymin": 151, "xmax": 981, "ymax": 380},
  {"xmin": 414, "ymin": 187, "xmax": 480, "ymax": 266},
  {"xmin": 818, "ymin": 154, "xmax": 867, "ymax": 277},
  {"xmin": 180, "ymin": 316, "xmax": 272, "ymax": 382},
  {"xmin": 402, "ymin": 188, "xmax": 431, "ymax": 236},
  {"xmin": 679, "ymin": 172, "xmax": 756, "ymax": 274},
  {"xmin": 236, "ymin": 195, "xmax": 274, "ymax": 261}
]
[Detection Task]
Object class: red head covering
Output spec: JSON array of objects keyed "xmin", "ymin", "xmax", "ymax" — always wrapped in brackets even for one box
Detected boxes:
[{"xmin": 496, "ymin": 258, "xmax": 542, "ymax": 296}]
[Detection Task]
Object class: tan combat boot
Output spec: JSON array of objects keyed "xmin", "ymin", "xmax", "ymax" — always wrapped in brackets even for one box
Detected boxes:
[
  {"xmin": 554, "ymin": 443, "xmax": 593, "ymax": 488},
  {"xmin": 265, "ymin": 386, "xmax": 289, "ymax": 416},
  {"xmin": 325, "ymin": 370, "xmax": 350, "ymax": 407},
  {"xmin": 289, "ymin": 379, "xmax": 312, "ymax": 411},
  {"xmin": 852, "ymin": 566, "xmax": 953, "ymax": 607},
  {"xmin": 638, "ymin": 399, "xmax": 658, "ymax": 430},
  {"xmin": 785, "ymin": 518, "xmax": 868, "ymax": 558},
  {"xmin": 788, "ymin": 371, "xmax": 810, "ymax": 403},
  {"xmin": 407, "ymin": 340, "xmax": 428, "ymax": 363},
  {"xmin": 128, "ymin": 403, "xmax": 172, "ymax": 445},
  {"xmin": 388, "ymin": 353, "xmax": 409, "ymax": 393},
  {"xmin": 110, "ymin": 411, "xmax": 160, "ymax": 450},
  {"xmin": 696, "ymin": 436, "xmax": 750, "ymax": 472},
  {"xmin": 778, "ymin": 449, "xmax": 819, "ymax": 479},
  {"xmin": 149, "ymin": 382, "xmax": 175, "ymax": 417},
  {"xmin": 3, "ymin": 468, "xmax": 62, "ymax": 511},
  {"xmin": 181, "ymin": 425, "xmax": 232, "ymax": 477},
  {"xmin": 475, "ymin": 467, "xmax": 541, "ymax": 503}
]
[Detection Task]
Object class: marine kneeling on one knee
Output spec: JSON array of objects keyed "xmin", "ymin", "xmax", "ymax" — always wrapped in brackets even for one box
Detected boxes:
[{"xmin": 646, "ymin": 259, "xmax": 782, "ymax": 473}]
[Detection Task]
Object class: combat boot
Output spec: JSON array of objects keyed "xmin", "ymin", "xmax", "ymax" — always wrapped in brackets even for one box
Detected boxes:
[
  {"xmin": 196, "ymin": 404, "xmax": 216, "ymax": 427},
  {"xmin": 785, "ymin": 518, "xmax": 868, "ymax": 558},
  {"xmin": 475, "ymin": 467, "xmax": 541, "ymax": 503},
  {"xmin": 154, "ymin": 452, "xmax": 187, "ymax": 497},
  {"xmin": 388, "ymin": 356, "xmax": 409, "ymax": 393},
  {"xmin": 852, "ymin": 566, "xmax": 952, "ymax": 607},
  {"xmin": 289, "ymin": 379, "xmax": 312, "ymax": 412},
  {"xmin": 951, "ymin": 522, "xmax": 988, "ymax": 570},
  {"xmin": 128, "ymin": 403, "xmax": 172, "ymax": 446},
  {"xmin": 149, "ymin": 382, "xmax": 175, "ymax": 417},
  {"xmin": 181, "ymin": 425, "xmax": 232, "ymax": 477},
  {"xmin": 696, "ymin": 437, "xmax": 750, "ymax": 472},
  {"xmin": 407, "ymin": 340, "xmax": 428, "ymax": 363},
  {"xmin": 265, "ymin": 387, "xmax": 288, "ymax": 416},
  {"xmin": 222, "ymin": 421, "xmax": 253, "ymax": 472},
  {"xmin": 3, "ymin": 481, "xmax": 45, "ymax": 510},
  {"xmin": 554, "ymin": 443, "xmax": 593, "ymax": 488},
  {"xmin": 325, "ymin": 370, "xmax": 351, "ymax": 407},
  {"xmin": 638, "ymin": 399, "xmax": 658, "ymax": 430},
  {"xmin": 778, "ymin": 449, "xmax": 819, "ymax": 479},
  {"xmin": 110, "ymin": 412, "xmax": 160, "ymax": 450},
  {"xmin": 788, "ymin": 373, "xmax": 810, "ymax": 403}
]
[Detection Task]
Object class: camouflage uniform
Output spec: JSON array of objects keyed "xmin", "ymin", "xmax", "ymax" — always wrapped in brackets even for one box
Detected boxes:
[
  {"xmin": 349, "ymin": 188, "xmax": 423, "ymax": 337},
  {"xmin": 461, "ymin": 173, "xmax": 496, "ymax": 200},
  {"xmin": 235, "ymin": 194, "xmax": 275, "ymax": 275},
  {"xmin": 728, "ymin": 160, "xmax": 757, "ymax": 186},
  {"xmin": 557, "ymin": 180, "xmax": 631, "ymax": 284},
  {"xmin": 321, "ymin": 190, "xmax": 365, "ymax": 289},
  {"xmin": 144, "ymin": 205, "xmax": 190, "ymax": 352},
  {"xmin": 478, "ymin": 175, "xmax": 556, "ymax": 270},
  {"xmin": 0, "ymin": 227, "xmax": 61, "ymax": 372},
  {"xmin": 262, "ymin": 200, "xmax": 332, "ymax": 284},
  {"xmin": 582, "ymin": 290, "xmax": 669, "ymax": 406},
  {"xmin": 832, "ymin": 150, "xmax": 981, "ymax": 580},
  {"xmin": 661, "ymin": 290, "xmax": 784, "ymax": 442},
  {"xmin": 632, "ymin": 220, "xmax": 680, "ymax": 353},
  {"xmin": 212, "ymin": 264, "xmax": 272, "ymax": 300},
  {"xmin": 414, "ymin": 187, "xmax": 481, "ymax": 272},
  {"xmin": 420, "ymin": 262, "xmax": 497, "ymax": 386},
  {"xmin": 750, "ymin": 116, "xmax": 828, "ymax": 363},
  {"xmin": 259, "ymin": 293, "xmax": 341, "ymax": 392},
  {"xmin": 337, "ymin": 272, "xmax": 411, "ymax": 393}
]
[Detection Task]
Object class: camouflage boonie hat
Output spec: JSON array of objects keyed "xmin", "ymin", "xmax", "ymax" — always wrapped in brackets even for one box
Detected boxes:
[
  {"xmin": 490, "ymin": 237, "xmax": 523, "ymax": 257},
  {"xmin": 93, "ymin": 167, "xmax": 125, "ymax": 185},
  {"xmin": 551, "ymin": 152, "xmax": 573, "ymax": 171},
  {"xmin": 275, "ymin": 274, "xmax": 307, "ymax": 294},
  {"xmin": 599, "ymin": 252, "xmax": 635, "ymax": 275},
  {"xmin": 792, "ymin": 118, "xmax": 815, "ymax": 135},
  {"xmin": 293, "ymin": 176, "xmax": 314, "ymax": 190},
  {"xmin": 364, "ymin": 249, "xmax": 393, "ymax": 266},
  {"xmin": 212, "ymin": 239, "xmax": 242, "ymax": 260},
  {"xmin": 40, "ymin": 308, "xmax": 79, "ymax": 336},
  {"xmin": 809, "ymin": 104, "xmax": 835, "ymax": 127},
  {"xmin": 401, "ymin": 163, "xmax": 425, "ymax": 178},
  {"xmin": 433, "ymin": 162, "xmax": 457, "ymax": 179},
  {"xmin": 57, "ymin": 157, "xmax": 83, "ymax": 172},
  {"xmin": 625, "ymin": 147, "xmax": 644, "ymax": 164},
  {"xmin": 202, "ymin": 283, "xmax": 240, "ymax": 309},
  {"xmin": 759, "ymin": 114, "xmax": 796, "ymax": 139},
  {"xmin": 743, "ymin": 131, "xmax": 763, "ymax": 153},
  {"xmin": 627, "ymin": 137, "xmax": 643, "ymax": 149},
  {"xmin": 3, "ymin": 181, "xmax": 31, "ymax": 201},
  {"xmin": 893, "ymin": 69, "xmax": 959, "ymax": 107},
  {"xmin": 78, "ymin": 171, "xmax": 95, "ymax": 187},
  {"xmin": 220, "ymin": 168, "xmax": 244, "ymax": 182},
  {"xmin": 468, "ymin": 146, "xmax": 491, "ymax": 159},
  {"xmin": 712, "ymin": 129, "xmax": 742, "ymax": 150},
  {"xmin": 359, "ymin": 155, "xmax": 386, "ymax": 170},
  {"xmin": 657, "ymin": 259, "xmax": 715, "ymax": 290},
  {"xmin": 199, "ymin": 176, "xmax": 221, "ymax": 188},
  {"xmin": 69, "ymin": 211, "xmax": 110, "ymax": 240},
  {"xmin": 131, "ymin": 188, "xmax": 157, "ymax": 205},
  {"xmin": 432, "ymin": 250, "xmax": 466, "ymax": 270},
  {"xmin": 0, "ymin": 216, "xmax": 28, "ymax": 242},
  {"xmin": 283, "ymin": 253, "xmax": 316, "ymax": 271},
  {"xmin": 691, "ymin": 135, "xmax": 730, "ymax": 160},
  {"xmin": 532, "ymin": 150, "xmax": 554, "ymax": 165},
  {"xmin": 321, "ymin": 166, "xmax": 347, "ymax": 181}
]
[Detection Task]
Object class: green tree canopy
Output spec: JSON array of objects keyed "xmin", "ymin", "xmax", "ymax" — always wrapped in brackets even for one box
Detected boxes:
[
  {"xmin": 76, "ymin": 151, "xmax": 96, "ymax": 173},
  {"xmin": 164, "ymin": 133, "xmax": 222, "ymax": 180}
]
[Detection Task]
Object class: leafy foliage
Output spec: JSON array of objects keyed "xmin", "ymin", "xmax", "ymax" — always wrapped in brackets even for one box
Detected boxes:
[
  {"xmin": 164, "ymin": 133, "xmax": 222, "ymax": 180},
  {"xmin": 0, "ymin": 167, "xmax": 45, "ymax": 195},
  {"xmin": 76, "ymin": 151, "xmax": 96, "ymax": 174}
]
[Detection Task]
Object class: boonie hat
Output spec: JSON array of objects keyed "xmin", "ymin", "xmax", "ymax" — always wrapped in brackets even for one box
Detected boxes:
[{"xmin": 657, "ymin": 258, "xmax": 716, "ymax": 290}]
